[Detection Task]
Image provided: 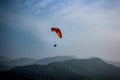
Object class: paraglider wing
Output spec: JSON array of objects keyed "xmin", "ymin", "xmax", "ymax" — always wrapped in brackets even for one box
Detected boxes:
[{"xmin": 51, "ymin": 27, "xmax": 62, "ymax": 38}]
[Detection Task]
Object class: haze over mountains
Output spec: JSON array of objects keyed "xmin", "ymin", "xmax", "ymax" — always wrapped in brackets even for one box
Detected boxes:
[
  {"xmin": 49, "ymin": 58, "xmax": 120, "ymax": 80},
  {"xmin": 34, "ymin": 56, "xmax": 74, "ymax": 65},
  {"xmin": 0, "ymin": 56, "xmax": 120, "ymax": 68},
  {"xmin": 0, "ymin": 56, "xmax": 75, "ymax": 71},
  {"xmin": 103, "ymin": 59, "xmax": 120, "ymax": 68},
  {"xmin": 0, "ymin": 56, "xmax": 120, "ymax": 71},
  {"xmin": 0, "ymin": 56, "xmax": 120, "ymax": 80}
]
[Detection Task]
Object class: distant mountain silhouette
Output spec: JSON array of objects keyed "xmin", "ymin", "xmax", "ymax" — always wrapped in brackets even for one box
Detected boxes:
[
  {"xmin": 0, "ymin": 56, "xmax": 74, "ymax": 71},
  {"xmin": 0, "ymin": 56, "xmax": 12, "ymax": 71},
  {"xmin": 0, "ymin": 56, "xmax": 11, "ymax": 62},
  {"xmin": 0, "ymin": 64, "xmax": 13, "ymax": 71},
  {"xmin": 103, "ymin": 59, "xmax": 120, "ymax": 68},
  {"xmin": 34, "ymin": 56, "xmax": 74, "ymax": 65},
  {"xmin": 0, "ymin": 57, "xmax": 37, "ymax": 71},
  {"xmin": 9, "ymin": 58, "xmax": 37, "ymax": 66},
  {"xmin": 0, "ymin": 56, "xmax": 74, "ymax": 66},
  {"xmin": 0, "ymin": 57, "xmax": 120, "ymax": 80},
  {"xmin": 48, "ymin": 58, "xmax": 120, "ymax": 80},
  {"xmin": 0, "ymin": 65, "xmax": 92, "ymax": 80}
]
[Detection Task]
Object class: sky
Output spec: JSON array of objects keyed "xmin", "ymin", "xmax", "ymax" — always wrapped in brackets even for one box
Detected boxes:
[{"xmin": 0, "ymin": 0, "xmax": 120, "ymax": 61}]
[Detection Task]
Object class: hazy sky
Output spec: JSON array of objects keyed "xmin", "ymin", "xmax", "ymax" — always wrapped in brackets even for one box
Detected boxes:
[{"xmin": 0, "ymin": 0, "xmax": 120, "ymax": 61}]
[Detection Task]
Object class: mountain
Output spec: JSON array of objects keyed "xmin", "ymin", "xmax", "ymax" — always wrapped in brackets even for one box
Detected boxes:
[
  {"xmin": 103, "ymin": 59, "xmax": 120, "ymax": 68},
  {"xmin": 0, "ymin": 57, "xmax": 13, "ymax": 71},
  {"xmin": 0, "ymin": 58, "xmax": 37, "ymax": 71},
  {"xmin": 49, "ymin": 58, "xmax": 120, "ymax": 80},
  {"xmin": 0, "ymin": 56, "xmax": 74, "ymax": 66},
  {"xmin": 0, "ymin": 56, "xmax": 74, "ymax": 71},
  {"xmin": 0, "ymin": 57, "xmax": 120, "ymax": 80},
  {"xmin": 9, "ymin": 58, "xmax": 37, "ymax": 66},
  {"xmin": 34, "ymin": 56, "xmax": 74, "ymax": 65},
  {"xmin": 0, "ymin": 57, "xmax": 37, "ymax": 66},
  {"xmin": 0, "ymin": 64, "xmax": 14, "ymax": 71},
  {"xmin": 0, "ymin": 56, "xmax": 11, "ymax": 62},
  {"xmin": 0, "ymin": 65, "xmax": 92, "ymax": 80}
]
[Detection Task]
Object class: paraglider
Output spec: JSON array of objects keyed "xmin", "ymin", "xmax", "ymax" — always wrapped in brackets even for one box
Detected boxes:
[
  {"xmin": 51, "ymin": 27, "xmax": 62, "ymax": 47},
  {"xmin": 54, "ymin": 44, "xmax": 57, "ymax": 47}
]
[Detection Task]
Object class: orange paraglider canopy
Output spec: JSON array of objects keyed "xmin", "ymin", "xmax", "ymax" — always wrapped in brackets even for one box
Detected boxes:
[{"xmin": 51, "ymin": 27, "xmax": 62, "ymax": 38}]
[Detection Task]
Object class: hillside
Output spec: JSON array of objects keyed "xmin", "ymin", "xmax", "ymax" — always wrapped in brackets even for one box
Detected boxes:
[
  {"xmin": 103, "ymin": 59, "xmax": 120, "ymax": 68},
  {"xmin": 0, "ymin": 56, "xmax": 74, "ymax": 71},
  {"xmin": 48, "ymin": 58, "xmax": 120, "ymax": 80},
  {"xmin": 0, "ymin": 57, "xmax": 120, "ymax": 80},
  {"xmin": 0, "ymin": 65, "xmax": 92, "ymax": 80},
  {"xmin": 34, "ymin": 56, "xmax": 74, "ymax": 65}
]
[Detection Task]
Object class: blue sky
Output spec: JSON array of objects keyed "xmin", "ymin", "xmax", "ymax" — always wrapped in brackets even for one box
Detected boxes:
[{"xmin": 0, "ymin": 0, "xmax": 120, "ymax": 61}]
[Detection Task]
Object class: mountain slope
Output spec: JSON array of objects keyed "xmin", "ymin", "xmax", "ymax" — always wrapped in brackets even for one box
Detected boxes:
[
  {"xmin": 103, "ymin": 59, "xmax": 120, "ymax": 68},
  {"xmin": 34, "ymin": 56, "xmax": 74, "ymax": 65},
  {"xmin": 0, "ymin": 65, "xmax": 92, "ymax": 80},
  {"xmin": 1, "ymin": 57, "xmax": 120, "ymax": 80},
  {"xmin": 48, "ymin": 58, "xmax": 120, "ymax": 80},
  {"xmin": 0, "ymin": 56, "xmax": 74, "ymax": 71},
  {"xmin": 0, "ymin": 56, "xmax": 11, "ymax": 62},
  {"xmin": 0, "ymin": 58, "xmax": 37, "ymax": 71},
  {"xmin": 9, "ymin": 58, "xmax": 37, "ymax": 66}
]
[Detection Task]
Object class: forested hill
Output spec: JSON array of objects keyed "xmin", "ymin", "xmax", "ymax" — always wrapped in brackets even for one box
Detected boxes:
[
  {"xmin": 0, "ymin": 58, "xmax": 120, "ymax": 80},
  {"xmin": 0, "ymin": 64, "xmax": 92, "ymax": 80}
]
